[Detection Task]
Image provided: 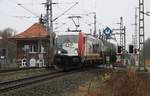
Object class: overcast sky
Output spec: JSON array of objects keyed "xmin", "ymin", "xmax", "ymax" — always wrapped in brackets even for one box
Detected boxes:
[{"xmin": 0, "ymin": 0, "xmax": 150, "ymax": 46}]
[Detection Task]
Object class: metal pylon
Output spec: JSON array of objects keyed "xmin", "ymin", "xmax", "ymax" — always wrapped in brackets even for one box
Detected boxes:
[
  {"xmin": 45, "ymin": 0, "xmax": 54, "ymax": 67},
  {"xmin": 134, "ymin": 7, "xmax": 139, "ymax": 48},
  {"xmin": 124, "ymin": 26, "xmax": 126, "ymax": 51},
  {"xmin": 120, "ymin": 17, "xmax": 126, "ymax": 51},
  {"xmin": 120, "ymin": 17, "xmax": 123, "ymax": 48},
  {"xmin": 138, "ymin": 0, "xmax": 146, "ymax": 71},
  {"xmin": 46, "ymin": 0, "xmax": 53, "ymax": 32}
]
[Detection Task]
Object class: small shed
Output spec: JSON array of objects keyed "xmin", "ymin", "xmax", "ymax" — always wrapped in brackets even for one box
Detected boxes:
[{"xmin": 13, "ymin": 23, "xmax": 55, "ymax": 68}]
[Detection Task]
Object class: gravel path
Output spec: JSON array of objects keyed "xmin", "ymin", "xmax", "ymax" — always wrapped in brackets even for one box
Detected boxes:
[
  {"xmin": 0, "ymin": 68, "xmax": 53, "ymax": 82},
  {"xmin": 0, "ymin": 68, "xmax": 103, "ymax": 96}
]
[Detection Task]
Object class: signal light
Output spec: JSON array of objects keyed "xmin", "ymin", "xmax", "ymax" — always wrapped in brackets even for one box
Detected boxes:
[
  {"xmin": 2, "ymin": 49, "xmax": 6, "ymax": 56},
  {"xmin": 134, "ymin": 48, "xmax": 137, "ymax": 54},
  {"xmin": 129, "ymin": 45, "xmax": 134, "ymax": 53},
  {"xmin": 117, "ymin": 46, "xmax": 122, "ymax": 53}
]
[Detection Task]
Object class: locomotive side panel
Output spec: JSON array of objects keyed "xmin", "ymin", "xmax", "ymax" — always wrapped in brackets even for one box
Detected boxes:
[{"xmin": 82, "ymin": 35, "xmax": 104, "ymax": 65}]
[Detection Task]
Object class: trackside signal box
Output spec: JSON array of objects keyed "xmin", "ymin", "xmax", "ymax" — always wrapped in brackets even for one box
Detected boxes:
[
  {"xmin": 117, "ymin": 46, "xmax": 122, "ymax": 53},
  {"xmin": 129, "ymin": 45, "xmax": 134, "ymax": 53}
]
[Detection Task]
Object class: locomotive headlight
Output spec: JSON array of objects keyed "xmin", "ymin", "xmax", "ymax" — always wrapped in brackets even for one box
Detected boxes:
[
  {"xmin": 58, "ymin": 50, "xmax": 61, "ymax": 54},
  {"xmin": 66, "ymin": 44, "xmax": 69, "ymax": 47},
  {"xmin": 74, "ymin": 48, "xmax": 78, "ymax": 54},
  {"xmin": 74, "ymin": 50, "xmax": 77, "ymax": 54}
]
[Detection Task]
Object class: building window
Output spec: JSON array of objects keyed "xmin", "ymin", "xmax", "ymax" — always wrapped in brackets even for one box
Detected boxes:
[
  {"xmin": 29, "ymin": 45, "xmax": 36, "ymax": 53},
  {"xmin": 41, "ymin": 45, "xmax": 45, "ymax": 53},
  {"xmin": 23, "ymin": 45, "xmax": 37, "ymax": 53}
]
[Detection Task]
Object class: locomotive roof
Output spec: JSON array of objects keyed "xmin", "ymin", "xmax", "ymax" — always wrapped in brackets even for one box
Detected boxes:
[
  {"xmin": 55, "ymin": 32, "xmax": 95, "ymax": 37},
  {"xmin": 55, "ymin": 32, "xmax": 102, "ymax": 41},
  {"xmin": 55, "ymin": 32, "xmax": 80, "ymax": 36}
]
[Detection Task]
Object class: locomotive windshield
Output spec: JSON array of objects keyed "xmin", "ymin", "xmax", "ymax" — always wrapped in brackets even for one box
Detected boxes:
[
  {"xmin": 56, "ymin": 35, "xmax": 78, "ymax": 48},
  {"xmin": 56, "ymin": 35, "xmax": 78, "ymax": 46}
]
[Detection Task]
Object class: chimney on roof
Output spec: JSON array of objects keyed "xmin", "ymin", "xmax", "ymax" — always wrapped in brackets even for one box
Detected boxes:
[{"xmin": 39, "ymin": 14, "xmax": 44, "ymax": 25}]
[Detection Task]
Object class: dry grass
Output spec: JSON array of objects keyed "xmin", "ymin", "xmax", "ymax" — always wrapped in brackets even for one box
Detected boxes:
[{"xmin": 87, "ymin": 69, "xmax": 150, "ymax": 96}]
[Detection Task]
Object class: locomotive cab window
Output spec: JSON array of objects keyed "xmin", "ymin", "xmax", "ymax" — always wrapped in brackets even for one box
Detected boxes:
[{"xmin": 56, "ymin": 35, "xmax": 78, "ymax": 47}]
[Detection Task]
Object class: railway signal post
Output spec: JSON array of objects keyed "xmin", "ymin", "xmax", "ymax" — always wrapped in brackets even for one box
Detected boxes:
[
  {"xmin": 138, "ymin": 0, "xmax": 147, "ymax": 72},
  {"xmin": 45, "ymin": 0, "xmax": 55, "ymax": 67}
]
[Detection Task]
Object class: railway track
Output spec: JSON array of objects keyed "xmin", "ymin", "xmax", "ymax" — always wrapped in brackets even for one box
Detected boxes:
[
  {"xmin": 0, "ymin": 67, "xmax": 48, "ymax": 74},
  {"xmin": 0, "ymin": 70, "xmax": 69, "ymax": 93}
]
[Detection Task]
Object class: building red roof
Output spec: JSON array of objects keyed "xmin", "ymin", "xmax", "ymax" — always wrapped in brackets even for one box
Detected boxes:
[{"xmin": 14, "ymin": 23, "xmax": 49, "ymax": 39}]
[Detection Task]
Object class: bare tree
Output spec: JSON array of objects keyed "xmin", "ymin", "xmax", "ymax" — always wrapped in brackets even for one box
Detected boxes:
[
  {"xmin": 0, "ymin": 28, "xmax": 16, "ymax": 38},
  {"xmin": 0, "ymin": 28, "xmax": 17, "ymax": 66}
]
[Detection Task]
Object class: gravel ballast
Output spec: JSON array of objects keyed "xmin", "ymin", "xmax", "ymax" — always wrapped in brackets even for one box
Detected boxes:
[
  {"xmin": 0, "ymin": 68, "xmax": 104, "ymax": 96},
  {"xmin": 0, "ymin": 68, "xmax": 53, "ymax": 82}
]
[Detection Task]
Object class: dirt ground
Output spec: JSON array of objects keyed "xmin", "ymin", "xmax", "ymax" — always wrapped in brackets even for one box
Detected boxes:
[
  {"xmin": 89, "ymin": 70, "xmax": 150, "ymax": 96},
  {"xmin": 67, "ymin": 69, "xmax": 150, "ymax": 96}
]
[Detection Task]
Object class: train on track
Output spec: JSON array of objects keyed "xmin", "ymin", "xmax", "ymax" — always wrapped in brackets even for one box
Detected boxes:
[{"xmin": 53, "ymin": 31, "xmax": 116, "ymax": 70}]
